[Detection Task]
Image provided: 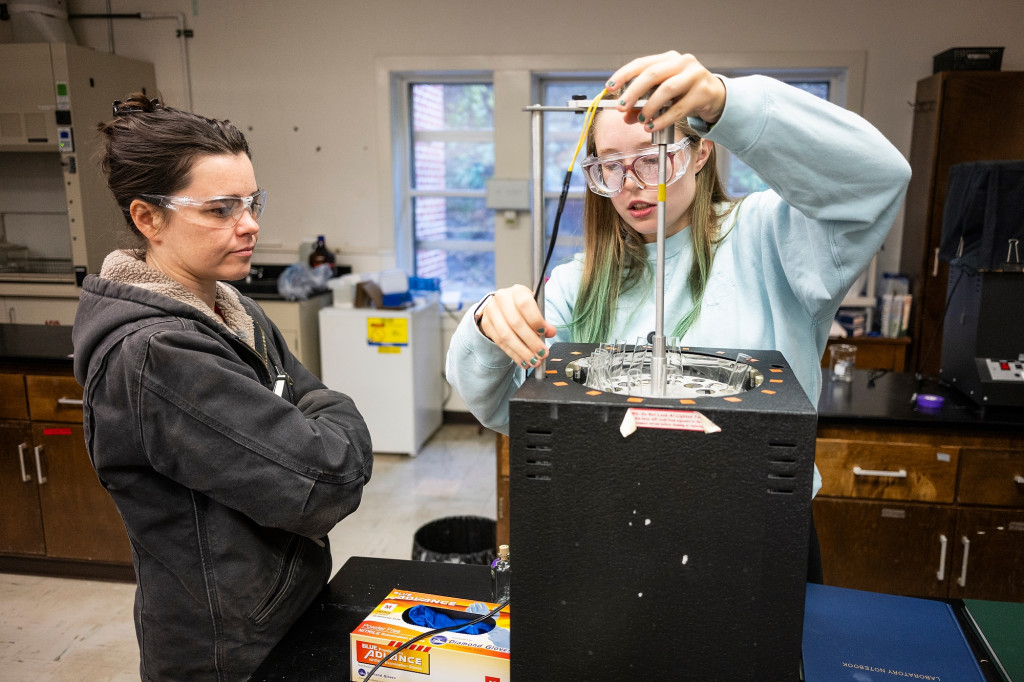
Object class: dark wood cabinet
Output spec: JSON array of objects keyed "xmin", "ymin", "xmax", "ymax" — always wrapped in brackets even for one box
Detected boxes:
[
  {"xmin": 0, "ymin": 371, "xmax": 132, "ymax": 578},
  {"xmin": 814, "ymin": 423, "xmax": 1024, "ymax": 602},
  {"xmin": 899, "ymin": 71, "xmax": 1024, "ymax": 375}
]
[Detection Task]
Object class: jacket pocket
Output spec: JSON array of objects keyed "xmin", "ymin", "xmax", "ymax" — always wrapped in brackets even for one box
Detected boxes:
[{"xmin": 247, "ymin": 535, "xmax": 302, "ymax": 625}]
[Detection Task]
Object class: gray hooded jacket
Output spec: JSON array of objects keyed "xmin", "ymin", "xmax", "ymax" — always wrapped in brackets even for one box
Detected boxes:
[{"xmin": 72, "ymin": 250, "xmax": 373, "ymax": 681}]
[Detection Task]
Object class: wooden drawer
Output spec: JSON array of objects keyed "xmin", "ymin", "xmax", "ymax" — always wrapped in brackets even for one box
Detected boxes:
[
  {"xmin": 958, "ymin": 448, "xmax": 1024, "ymax": 507},
  {"xmin": 25, "ymin": 375, "xmax": 84, "ymax": 424},
  {"xmin": 0, "ymin": 373, "xmax": 29, "ymax": 420},
  {"xmin": 815, "ymin": 438, "xmax": 958, "ymax": 502}
]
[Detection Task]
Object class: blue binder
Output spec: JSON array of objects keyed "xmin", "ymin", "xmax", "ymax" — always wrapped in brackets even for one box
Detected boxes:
[{"xmin": 803, "ymin": 583, "xmax": 987, "ymax": 681}]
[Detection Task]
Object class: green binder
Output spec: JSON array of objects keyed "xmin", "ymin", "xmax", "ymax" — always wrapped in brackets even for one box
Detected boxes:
[{"xmin": 963, "ymin": 599, "xmax": 1024, "ymax": 682}]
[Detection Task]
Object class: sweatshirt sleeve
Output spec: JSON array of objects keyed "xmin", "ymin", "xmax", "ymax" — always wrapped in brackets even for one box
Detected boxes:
[
  {"xmin": 692, "ymin": 75, "xmax": 912, "ymax": 319},
  {"xmin": 445, "ymin": 276, "xmax": 577, "ymax": 433},
  {"xmin": 134, "ymin": 327, "xmax": 373, "ymax": 539}
]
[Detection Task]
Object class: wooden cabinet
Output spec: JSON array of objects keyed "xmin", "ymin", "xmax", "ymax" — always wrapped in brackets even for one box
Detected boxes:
[
  {"xmin": 496, "ymin": 432, "xmax": 509, "ymax": 549},
  {"xmin": 0, "ymin": 371, "xmax": 132, "ymax": 577},
  {"xmin": 822, "ymin": 336, "xmax": 910, "ymax": 372},
  {"xmin": 814, "ymin": 424, "xmax": 1024, "ymax": 601},
  {"xmin": 899, "ymin": 71, "xmax": 1024, "ymax": 375}
]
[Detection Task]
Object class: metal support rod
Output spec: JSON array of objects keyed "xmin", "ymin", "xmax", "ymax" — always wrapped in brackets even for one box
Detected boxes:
[
  {"xmin": 649, "ymin": 120, "xmax": 674, "ymax": 396},
  {"xmin": 530, "ymin": 108, "xmax": 546, "ymax": 381}
]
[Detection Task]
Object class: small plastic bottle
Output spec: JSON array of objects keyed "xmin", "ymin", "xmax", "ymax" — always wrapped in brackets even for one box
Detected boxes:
[
  {"xmin": 308, "ymin": 235, "xmax": 336, "ymax": 268},
  {"xmin": 491, "ymin": 544, "xmax": 511, "ymax": 602}
]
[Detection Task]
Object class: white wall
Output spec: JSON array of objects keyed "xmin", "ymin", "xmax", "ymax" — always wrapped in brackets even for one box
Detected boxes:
[{"xmin": 65, "ymin": 0, "xmax": 1023, "ymax": 410}]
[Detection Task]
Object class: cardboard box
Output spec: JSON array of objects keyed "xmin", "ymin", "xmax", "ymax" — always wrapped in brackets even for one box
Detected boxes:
[{"xmin": 351, "ymin": 589, "xmax": 510, "ymax": 681}]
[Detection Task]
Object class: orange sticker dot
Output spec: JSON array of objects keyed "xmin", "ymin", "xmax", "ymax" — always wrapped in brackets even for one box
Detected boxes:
[
  {"xmin": 586, "ymin": 390, "xmax": 602, "ymax": 396},
  {"xmin": 724, "ymin": 397, "xmax": 742, "ymax": 403},
  {"xmin": 748, "ymin": 358, "xmax": 759, "ymax": 363},
  {"xmin": 545, "ymin": 370, "xmax": 558, "ymax": 374},
  {"xmin": 548, "ymin": 358, "xmax": 563, "ymax": 362},
  {"xmin": 770, "ymin": 379, "xmax": 783, "ymax": 383},
  {"xmin": 679, "ymin": 399, "xmax": 696, "ymax": 405},
  {"xmin": 553, "ymin": 381, "xmax": 568, "ymax": 387},
  {"xmin": 627, "ymin": 397, "xmax": 644, "ymax": 403},
  {"xmin": 571, "ymin": 351, "xmax": 582, "ymax": 355},
  {"xmin": 762, "ymin": 389, "xmax": 777, "ymax": 395},
  {"xmin": 770, "ymin": 368, "xmax": 783, "ymax": 373}
]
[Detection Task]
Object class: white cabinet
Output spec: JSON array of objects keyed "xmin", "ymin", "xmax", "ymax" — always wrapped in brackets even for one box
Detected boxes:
[
  {"xmin": 257, "ymin": 293, "xmax": 329, "ymax": 378},
  {"xmin": 2, "ymin": 297, "xmax": 78, "ymax": 326},
  {"xmin": 318, "ymin": 304, "xmax": 443, "ymax": 455}
]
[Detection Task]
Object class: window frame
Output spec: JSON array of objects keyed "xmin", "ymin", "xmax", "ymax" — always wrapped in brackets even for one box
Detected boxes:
[
  {"xmin": 390, "ymin": 73, "xmax": 495, "ymax": 297},
  {"xmin": 378, "ymin": 52, "xmax": 867, "ymax": 305}
]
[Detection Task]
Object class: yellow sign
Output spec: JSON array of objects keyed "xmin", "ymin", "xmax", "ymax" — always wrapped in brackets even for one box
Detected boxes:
[{"xmin": 367, "ymin": 317, "xmax": 409, "ymax": 346}]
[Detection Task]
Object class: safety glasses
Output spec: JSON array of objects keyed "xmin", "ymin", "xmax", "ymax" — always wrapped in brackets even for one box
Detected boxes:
[
  {"xmin": 580, "ymin": 140, "xmax": 691, "ymax": 197},
  {"xmin": 140, "ymin": 189, "xmax": 267, "ymax": 228}
]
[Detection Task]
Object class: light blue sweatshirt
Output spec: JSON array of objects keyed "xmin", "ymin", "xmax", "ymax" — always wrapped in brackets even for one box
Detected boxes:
[{"xmin": 446, "ymin": 75, "xmax": 912, "ymax": 496}]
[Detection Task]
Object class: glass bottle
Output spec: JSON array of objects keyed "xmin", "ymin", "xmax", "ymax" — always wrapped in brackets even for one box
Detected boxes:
[
  {"xmin": 491, "ymin": 544, "xmax": 511, "ymax": 602},
  {"xmin": 308, "ymin": 235, "xmax": 336, "ymax": 268}
]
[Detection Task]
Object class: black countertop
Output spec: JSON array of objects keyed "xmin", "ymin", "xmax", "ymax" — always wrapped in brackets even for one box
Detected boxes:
[
  {"xmin": 251, "ymin": 558, "xmax": 492, "ymax": 681},
  {"xmin": 0, "ymin": 324, "xmax": 74, "ymax": 362},
  {"xmin": 253, "ymin": 557, "xmax": 1004, "ymax": 682},
  {"xmin": 817, "ymin": 368, "xmax": 1024, "ymax": 430}
]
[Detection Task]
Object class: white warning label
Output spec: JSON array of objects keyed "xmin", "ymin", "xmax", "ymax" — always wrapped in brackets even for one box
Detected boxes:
[{"xmin": 620, "ymin": 408, "xmax": 721, "ymax": 437}]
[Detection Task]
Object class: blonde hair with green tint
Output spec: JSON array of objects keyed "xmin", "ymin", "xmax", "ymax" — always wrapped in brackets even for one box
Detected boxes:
[{"xmin": 568, "ymin": 95, "xmax": 736, "ymax": 343}]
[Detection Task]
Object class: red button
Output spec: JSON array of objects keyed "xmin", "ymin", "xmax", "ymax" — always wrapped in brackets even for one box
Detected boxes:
[{"xmin": 1000, "ymin": 362, "xmax": 1010, "ymax": 370}]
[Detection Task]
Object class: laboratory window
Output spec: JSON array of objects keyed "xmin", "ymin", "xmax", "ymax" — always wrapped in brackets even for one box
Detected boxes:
[{"xmin": 396, "ymin": 80, "xmax": 495, "ymax": 301}]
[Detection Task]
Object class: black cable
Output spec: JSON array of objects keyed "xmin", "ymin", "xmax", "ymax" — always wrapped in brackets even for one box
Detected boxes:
[
  {"xmin": 534, "ymin": 170, "xmax": 573, "ymax": 301},
  {"xmin": 364, "ymin": 597, "xmax": 510, "ymax": 681}
]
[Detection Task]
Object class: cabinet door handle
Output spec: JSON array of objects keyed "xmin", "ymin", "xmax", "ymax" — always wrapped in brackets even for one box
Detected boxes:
[
  {"xmin": 57, "ymin": 397, "xmax": 84, "ymax": 407},
  {"xmin": 936, "ymin": 534, "xmax": 948, "ymax": 581},
  {"xmin": 957, "ymin": 536, "xmax": 970, "ymax": 588},
  {"xmin": 852, "ymin": 466, "xmax": 907, "ymax": 478},
  {"xmin": 932, "ymin": 247, "xmax": 940, "ymax": 277},
  {"xmin": 33, "ymin": 445, "xmax": 47, "ymax": 485},
  {"xmin": 17, "ymin": 442, "xmax": 32, "ymax": 482}
]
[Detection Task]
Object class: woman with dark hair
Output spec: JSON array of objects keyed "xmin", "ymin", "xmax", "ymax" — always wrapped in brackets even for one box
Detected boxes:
[
  {"xmin": 73, "ymin": 94, "xmax": 373, "ymax": 681},
  {"xmin": 447, "ymin": 51, "xmax": 911, "ymax": 497}
]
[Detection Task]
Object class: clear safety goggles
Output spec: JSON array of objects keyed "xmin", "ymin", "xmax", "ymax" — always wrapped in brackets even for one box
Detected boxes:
[
  {"xmin": 141, "ymin": 189, "xmax": 267, "ymax": 228},
  {"xmin": 580, "ymin": 140, "xmax": 691, "ymax": 197}
]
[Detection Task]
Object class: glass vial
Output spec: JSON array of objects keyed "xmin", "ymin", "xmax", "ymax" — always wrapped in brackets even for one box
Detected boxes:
[{"xmin": 491, "ymin": 544, "xmax": 511, "ymax": 602}]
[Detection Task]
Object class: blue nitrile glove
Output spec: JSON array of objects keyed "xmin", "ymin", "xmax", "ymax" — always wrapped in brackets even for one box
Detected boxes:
[{"xmin": 467, "ymin": 602, "xmax": 510, "ymax": 649}]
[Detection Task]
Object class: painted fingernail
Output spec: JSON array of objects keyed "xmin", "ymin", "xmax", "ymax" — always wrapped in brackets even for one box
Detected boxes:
[
  {"xmin": 529, "ymin": 357, "xmax": 538, "ymax": 365},
  {"xmin": 520, "ymin": 360, "xmax": 529, "ymax": 368},
  {"xmin": 537, "ymin": 348, "xmax": 546, "ymax": 357},
  {"xmin": 638, "ymin": 113, "xmax": 645, "ymax": 123},
  {"xmin": 647, "ymin": 121, "xmax": 655, "ymax": 130},
  {"xmin": 606, "ymin": 80, "xmax": 615, "ymax": 88},
  {"xmin": 618, "ymin": 99, "xmax": 626, "ymax": 106},
  {"xmin": 537, "ymin": 327, "xmax": 546, "ymax": 334}
]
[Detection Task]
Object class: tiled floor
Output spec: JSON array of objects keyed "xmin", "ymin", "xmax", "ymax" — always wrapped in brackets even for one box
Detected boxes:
[{"xmin": 0, "ymin": 423, "xmax": 495, "ymax": 681}]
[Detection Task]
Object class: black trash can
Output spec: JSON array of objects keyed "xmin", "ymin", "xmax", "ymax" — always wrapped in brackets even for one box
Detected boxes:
[{"xmin": 412, "ymin": 515, "xmax": 497, "ymax": 565}]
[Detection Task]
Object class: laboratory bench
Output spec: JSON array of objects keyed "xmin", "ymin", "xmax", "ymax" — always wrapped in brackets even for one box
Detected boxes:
[
  {"xmin": 252, "ymin": 556, "xmax": 1010, "ymax": 681},
  {"xmin": 815, "ymin": 368, "xmax": 1024, "ymax": 602},
  {"xmin": 496, "ymin": 368, "xmax": 1024, "ymax": 602},
  {"xmin": 0, "ymin": 324, "xmax": 134, "ymax": 580}
]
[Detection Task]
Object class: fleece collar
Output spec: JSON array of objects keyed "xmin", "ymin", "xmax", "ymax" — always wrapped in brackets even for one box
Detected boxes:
[{"xmin": 98, "ymin": 249, "xmax": 256, "ymax": 349}]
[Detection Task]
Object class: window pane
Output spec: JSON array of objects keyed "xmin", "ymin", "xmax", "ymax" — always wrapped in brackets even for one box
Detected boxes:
[
  {"xmin": 417, "ymin": 248, "xmax": 494, "ymax": 300},
  {"xmin": 414, "ymin": 196, "xmax": 493, "ymax": 241},
  {"xmin": 412, "ymin": 84, "xmax": 493, "ymax": 132},
  {"xmin": 542, "ymin": 197, "xmax": 584, "ymax": 280},
  {"xmin": 540, "ymin": 79, "xmax": 604, "ymax": 283},
  {"xmin": 542, "ymin": 80, "xmax": 598, "ymax": 193},
  {"xmin": 413, "ymin": 140, "xmax": 494, "ymax": 191}
]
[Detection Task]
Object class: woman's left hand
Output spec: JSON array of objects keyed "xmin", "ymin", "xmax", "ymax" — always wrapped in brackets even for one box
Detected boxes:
[{"xmin": 606, "ymin": 51, "xmax": 727, "ymax": 132}]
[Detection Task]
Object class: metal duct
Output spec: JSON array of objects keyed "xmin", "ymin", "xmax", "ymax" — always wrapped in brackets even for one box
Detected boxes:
[{"xmin": 0, "ymin": 1, "xmax": 78, "ymax": 44}]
